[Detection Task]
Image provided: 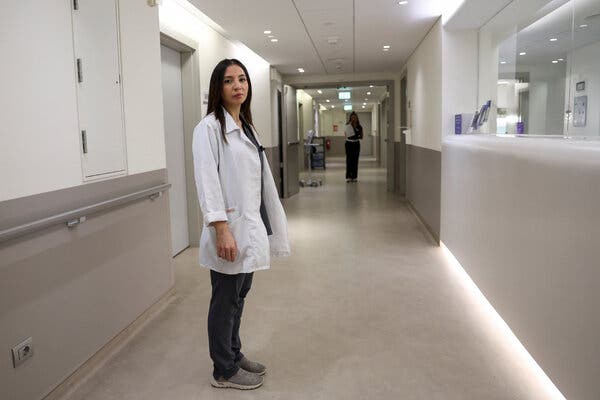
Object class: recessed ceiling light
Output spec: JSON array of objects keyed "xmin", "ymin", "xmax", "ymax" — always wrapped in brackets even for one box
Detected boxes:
[
  {"xmin": 369, "ymin": 85, "xmax": 374, "ymax": 88},
  {"xmin": 317, "ymin": 90, "xmax": 323, "ymax": 94},
  {"xmin": 519, "ymin": 52, "xmax": 526, "ymax": 55},
  {"xmin": 498, "ymin": 81, "xmax": 509, "ymax": 85},
  {"xmin": 264, "ymin": 30, "xmax": 272, "ymax": 34},
  {"xmin": 362, "ymin": 106, "xmax": 366, "ymax": 108},
  {"xmin": 500, "ymin": 61, "xmax": 507, "ymax": 64},
  {"xmin": 268, "ymin": 35, "xmax": 274, "ymax": 38},
  {"xmin": 398, "ymin": 0, "xmax": 408, "ymax": 4},
  {"xmin": 383, "ymin": 48, "xmax": 390, "ymax": 52},
  {"xmin": 558, "ymin": 58, "xmax": 564, "ymax": 61},
  {"xmin": 367, "ymin": 91, "xmax": 371, "ymax": 95},
  {"xmin": 363, "ymin": 103, "xmax": 367, "ymax": 105},
  {"xmin": 331, "ymin": 105, "xmax": 335, "ymax": 109},
  {"xmin": 298, "ymin": 68, "xmax": 305, "ymax": 73},
  {"xmin": 271, "ymin": 38, "xmax": 278, "ymax": 42},
  {"xmin": 579, "ymin": 24, "xmax": 588, "ymax": 28},
  {"xmin": 552, "ymin": 60, "xmax": 558, "ymax": 64},
  {"xmin": 549, "ymin": 37, "xmax": 558, "ymax": 42},
  {"xmin": 383, "ymin": 45, "xmax": 391, "ymax": 49},
  {"xmin": 326, "ymin": 99, "xmax": 330, "ymax": 102}
]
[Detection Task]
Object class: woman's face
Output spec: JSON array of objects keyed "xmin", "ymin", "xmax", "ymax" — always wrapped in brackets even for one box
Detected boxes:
[
  {"xmin": 221, "ymin": 64, "xmax": 248, "ymax": 109},
  {"xmin": 350, "ymin": 114, "xmax": 358, "ymax": 124}
]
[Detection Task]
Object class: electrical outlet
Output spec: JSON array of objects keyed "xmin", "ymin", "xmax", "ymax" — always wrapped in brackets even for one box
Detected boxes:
[{"xmin": 11, "ymin": 337, "xmax": 33, "ymax": 368}]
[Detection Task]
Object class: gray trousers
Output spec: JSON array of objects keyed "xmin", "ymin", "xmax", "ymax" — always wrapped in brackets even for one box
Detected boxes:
[{"xmin": 207, "ymin": 270, "xmax": 254, "ymax": 379}]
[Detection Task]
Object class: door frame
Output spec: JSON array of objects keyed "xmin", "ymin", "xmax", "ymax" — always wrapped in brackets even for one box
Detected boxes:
[
  {"xmin": 283, "ymin": 80, "xmax": 396, "ymax": 192},
  {"xmin": 159, "ymin": 30, "xmax": 203, "ymax": 246}
]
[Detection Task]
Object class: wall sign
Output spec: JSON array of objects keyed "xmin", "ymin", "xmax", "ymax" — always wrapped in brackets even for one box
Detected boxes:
[
  {"xmin": 573, "ymin": 95, "xmax": 587, "ymax": 127},
  {"xmin": 576, "ymin": 81, "xmax": 585, "ymax": 92}
]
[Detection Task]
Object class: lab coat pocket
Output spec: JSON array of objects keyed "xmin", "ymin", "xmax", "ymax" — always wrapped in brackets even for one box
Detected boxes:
[{"xmin": 227, "ymin": 214, "xmax": 250, "ymax": 263}]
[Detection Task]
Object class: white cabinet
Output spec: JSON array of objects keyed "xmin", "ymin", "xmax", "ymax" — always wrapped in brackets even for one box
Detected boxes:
[{"xmin": 72, "ymin": 0, "xmax": 127, "ymax": 179}]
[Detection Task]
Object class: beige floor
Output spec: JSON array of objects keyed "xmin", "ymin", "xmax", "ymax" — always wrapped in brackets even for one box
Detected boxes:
[{"xmin": 66, "ymin": 161, "xmax": 556, "ymax": 400}]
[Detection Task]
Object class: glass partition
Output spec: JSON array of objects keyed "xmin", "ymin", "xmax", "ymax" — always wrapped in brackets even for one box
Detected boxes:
[{"xmin": 478, "ymin": 0, "xmax": 600, "ymax": 136}]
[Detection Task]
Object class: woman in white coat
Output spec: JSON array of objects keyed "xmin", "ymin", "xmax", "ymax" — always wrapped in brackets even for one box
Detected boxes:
[{"xmin": 192, "ymin": 59, "xmax": 290, "ymax": 390}]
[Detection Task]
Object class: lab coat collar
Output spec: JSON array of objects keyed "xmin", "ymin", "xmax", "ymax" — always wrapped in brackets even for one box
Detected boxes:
[{"xmin": 223, "ymin": 107, "xmax": 241, "ymax": 134}]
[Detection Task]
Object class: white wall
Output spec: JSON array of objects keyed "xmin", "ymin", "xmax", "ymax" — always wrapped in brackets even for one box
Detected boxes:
[
  {"xmin": 320, "ymin": 109, "xmax": 348, "ymax": 137},
  {"xmin": 406, "ymin": 20, "xmax": 443, "ymax": 151},
  {"xmin": 159, "ymin": 0, "xmax": 273, "ymax": 146},
  {"xmin": 565, "ymin": 40, "xmax": 600, "ymax": 136},
  {"xmin": 0, "ymin": 0, "xmax": 166, "ymax": 202},
  {"xmin": 441, "ymin": 28, "xmax": 479, "ymax": 138},
  {"xmin": 296, "ymin": 90, "xmax": 315, "ymax": 139}
]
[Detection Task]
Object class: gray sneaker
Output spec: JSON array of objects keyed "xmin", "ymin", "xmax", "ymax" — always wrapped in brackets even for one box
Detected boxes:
[
  {"xmin": 211, "ymin": 368, "xmax": 263, "ymax": 390},
  {"xmin": 239, "ymin": 356, "xmax": 267, "ymax": 376}
]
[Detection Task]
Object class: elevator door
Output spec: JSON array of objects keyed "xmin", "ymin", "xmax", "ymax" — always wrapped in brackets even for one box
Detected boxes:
[{"xmin": 161, "ymin": 45, "xmax": 189, "ymax": 256}]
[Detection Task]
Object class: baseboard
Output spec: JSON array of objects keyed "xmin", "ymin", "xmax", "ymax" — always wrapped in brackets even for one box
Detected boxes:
[
  {"xmin": 406, "ymin": 200, "xmax": 440, "ymax": 245},
  {"xmin": 43, "ymin": 286, "xmax": 177, "ymax": 400}
]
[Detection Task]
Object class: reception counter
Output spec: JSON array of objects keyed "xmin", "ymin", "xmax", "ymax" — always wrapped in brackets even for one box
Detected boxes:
[{"xmin": 441, "ymin": 134, "xmax": 600, "ymax": 400}]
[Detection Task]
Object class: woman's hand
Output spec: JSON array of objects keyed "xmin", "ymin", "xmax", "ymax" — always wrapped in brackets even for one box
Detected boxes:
[{"xmin": 211, "ymin": 221, "xmax": 238, "ymax": 262}]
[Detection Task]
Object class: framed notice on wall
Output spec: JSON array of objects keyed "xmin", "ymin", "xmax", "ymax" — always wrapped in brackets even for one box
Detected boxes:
[
  {"xmin": 333, "ymin": 124, "xmax": 338, "ymax": 132},
  {"xmin": 573, "ymin": 95, "xmax": 587, "ymax": 127}
]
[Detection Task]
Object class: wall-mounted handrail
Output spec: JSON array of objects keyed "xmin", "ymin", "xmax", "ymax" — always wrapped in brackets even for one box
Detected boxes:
[{"xmin": 0, "ymin": 183, "xmax": 171, "ymax": 244}]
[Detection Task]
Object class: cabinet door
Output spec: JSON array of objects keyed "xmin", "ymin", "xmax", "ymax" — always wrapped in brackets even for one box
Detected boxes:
[{"xmin": 73, "ymin": 0, "xmax": 126, "ymax": 178}]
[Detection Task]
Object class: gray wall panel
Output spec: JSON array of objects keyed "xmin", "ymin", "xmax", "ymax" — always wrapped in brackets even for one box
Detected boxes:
[
  {"xmin": 406, "ymin": 145, "xmax": 441, "ymax": 239},
  {"xmin": 0, "ymin": 171, "xmax": 173, "ymax": 400}
]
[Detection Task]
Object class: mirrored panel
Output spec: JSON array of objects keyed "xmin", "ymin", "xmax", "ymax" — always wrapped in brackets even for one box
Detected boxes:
[{"xmin": 478, "ymin": 0, "xmax": 600, "ymax": 136}]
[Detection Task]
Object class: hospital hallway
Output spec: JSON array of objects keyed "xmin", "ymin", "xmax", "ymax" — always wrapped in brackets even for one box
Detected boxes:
[{"xmin": 65, "ymin": 161, "xmax": 555, "ymax": 400}]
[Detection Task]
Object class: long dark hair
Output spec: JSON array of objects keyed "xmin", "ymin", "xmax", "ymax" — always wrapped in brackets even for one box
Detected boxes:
[
  {"xmin": 206, "ymin": 59, "xmax": 254, "ymax": 143},
  {"xmin": 347, "ymin": 111, "xmax": 360, "ymax": 126}
]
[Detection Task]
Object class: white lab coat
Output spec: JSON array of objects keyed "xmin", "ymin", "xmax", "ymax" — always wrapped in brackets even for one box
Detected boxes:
[{"xmin": 192, "ymin": 109, "xmax": 290, "ymax": 274}]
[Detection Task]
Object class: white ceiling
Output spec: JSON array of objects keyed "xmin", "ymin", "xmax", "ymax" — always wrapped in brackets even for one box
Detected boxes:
[
  {"xmin": 188, "ymin": 0, "xmax": 444, "ymax": 75},
  {"xmin": 496, "ymin": 0, "xmax": 600, "ymax": 71},
  {"xmin": 301, "ymin": 85, "xmax": 388, "ymax": 110}
]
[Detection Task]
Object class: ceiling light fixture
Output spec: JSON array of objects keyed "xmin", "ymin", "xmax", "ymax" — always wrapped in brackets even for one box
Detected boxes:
[
  {"xmin": 317, "ymin": 90, "xmax": 323, "ymax": 94},
  {"xmin": 549, "ymin": 37, "xmax": 558, "ymax": 42},
  {"xmin": 362, "ymin": 106, "xmax": 366, "ymax": 108},
  {"xmin": 579, "ymin": 24, "xmax": 588, "ymax": 28},
  {"xmin": 264, "ymin": 30, "xmax": 271, "ymax": 34},
  {"xmin": 398, "ymin": 0, "xmax": 408, "ymax": 4},
  {"xmin": 383, "ymin": 45, "xmax": 391, "ymax": 49},
  {"xmin": 367, "ymin": 91, "xmax": 371, "ymax": 95},
  {"xmin": 369, "ymin": 85, "xmax": 374, "ymax": 88},
  {"xmin": 558, "ymin": 58, "xmax": 564, "ymax": 61},
  {"xmin": 326, "ymin": 99, "xmax": 330, "ymax": 102},
  {"xmin": 271, "ymin": 38, "xmax": 278, "ymax": 42},
  {"xmin": 331, "ymin": 105, "xmax": 335, "ymax": 108},
  {"xmin": 519, "ymin": 52, "xmax": 526, "ymax": 55},
  {"xmin": 500, "ymin": 61, "xmax": 507, "ymax": 64},
  {"xmin": 552, "ymin": 60, "xmax": 558, "ymax": 64},
  {"xmin": 298, "ymin": 68, "xmax": 305, "ymax": 73}
]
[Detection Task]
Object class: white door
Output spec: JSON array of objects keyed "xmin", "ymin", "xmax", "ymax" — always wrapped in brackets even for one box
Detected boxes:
[
  {"xmin": 161, "ymin": 45, "xmax": 189, "ymax": 256},
  {"xmin": 72, "ymin": 0, "xmax": 126, "ymax": 178}
]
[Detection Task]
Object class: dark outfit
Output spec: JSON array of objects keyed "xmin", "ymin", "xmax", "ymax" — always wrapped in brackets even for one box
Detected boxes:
[
  {"xmin": 207, "ymin": 121, "xmax": 272, "ymax": 380},
  {"xmin": 345, "ymin": 124, "xmax": 362, "ymax": 180}
]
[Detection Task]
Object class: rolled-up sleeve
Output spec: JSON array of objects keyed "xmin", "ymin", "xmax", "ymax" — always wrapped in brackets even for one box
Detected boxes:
[{"xmin": 192, "ymin": 121, "xmax": 227, "ymax": 226}]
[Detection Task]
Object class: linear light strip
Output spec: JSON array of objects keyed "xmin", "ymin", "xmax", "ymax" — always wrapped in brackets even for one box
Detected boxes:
[{"xmin": 440, "ymin": 242, "xmax": 566, "ymax": 400}]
